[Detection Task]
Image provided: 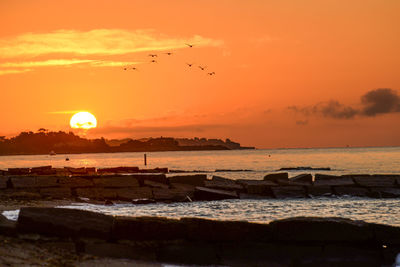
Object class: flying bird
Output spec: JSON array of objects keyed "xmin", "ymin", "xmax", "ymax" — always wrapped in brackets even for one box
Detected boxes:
[
  {"xmin": 165, "ymin": 52, "xmax": 173, "ymax": 56},
  {"xmin": 207, "ymin": 72, "xmax": 216, "ymax": 76},
  {"xmin": 123, "ymin": 67, "xmax": 127, "ymax": 70},
  {"xmin": 148, "ymin": 54, "xmax": 158, "ymax": 57},
  {"xmin": 198, "ymin": 66, "xmax": 206, "ymax": 71},
  {"xmin": 185, "ymin": 43, "xmax": 194, "ymax": 48},
  {"xmin": 150, "ymin": 59, "xmax": 157, "ymax": 63},
  {"xmin": 186, "ymin": 63, "xmax": 194, "ymax": 67},
  {"xmin": 132, "ymin": 67, "xmax": 138, "ymax": 71}
]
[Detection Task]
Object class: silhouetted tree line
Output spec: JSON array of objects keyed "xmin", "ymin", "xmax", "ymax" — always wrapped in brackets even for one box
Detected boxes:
[{"xmin": 0, "ymin": 130, "xmax": 233, "ymax": 155}]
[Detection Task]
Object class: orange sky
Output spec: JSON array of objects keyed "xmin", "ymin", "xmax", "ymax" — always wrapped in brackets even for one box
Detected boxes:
[{"xmin": 1, "ymin": 0, "xmax": 399, "ymax": 148}]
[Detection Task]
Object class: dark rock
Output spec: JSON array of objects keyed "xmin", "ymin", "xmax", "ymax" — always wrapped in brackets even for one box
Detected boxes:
[
  {"xmin": 133, "ymin": 174, "xmax": 168, "ymax": 184},
  {"xmin": 57, "ymin": 176, "xmax": 94, "ymax": 187},
  {"xmin": 236, "ymin": 180, "xmax": 276, "ymax": 195},
  {"xmin": 30, "ymin": 166, "xmax": 55, "ymax": 175},
  {"xmin": 215, "ymin": 169, "xmax": 253, "ymax": 172},
  {"xmin": 0, "ymin": 214, "xmax": 16, "ymax": 236},
  {"xmin": 334, "ymin": 186, "xmax": 370, "ymax": 197},
  {"xmin": 370, "ymin": 222, "xmax": 400, "ymax": 245},
  {"xmin": 263, "ymin": 172, "xmax": 288, "ymax": 182},
  {"xmin": 0, "ymin": 169, "xmax": 8, "ymax": 175},
  {"xmin": 112, "ymin": 216, "xmax": 184, "ymax": 240},
  {"xmin": 10, "ymin": 176, "xmax": 36, "ymax": 188},
  {"xmin": 143, "ymin": 179, "xmax": 169, "ymax": 188},
  {"xmin": 157, "ymin": 241, "xmax": 220, "ymax": 265},
  {"xmin": 181, "ymin": 217, "xmax": 272, "ymax": 242},
  {"xmin": 271, "ymin": 186, "xmax": 306, "ymax": 198},
  {"xmin": 204, "ymin": 176, "xmax": 243, "ymax": 190},
  {"xmin": 168, "ymin": 174, "xmax": 207, "ymax": 186},
  {"xmin": 139, "ymin": 167, "xmax": 168, "ymax": 173},
  {"xmin": 353, "ymin": 175, "xmax": 397, "ymax": 187},
  {"xmin": 7, "ymin": 168, "xmax": 30, "ymax": 175},
  {"xmin": 97, "ymin": 166, "xmax": 139, "ymax": 174},
  {"xmin": 64, "ymin": 167, "xmax": 88, "ymax": 175},
  {"xmin": 0, "ymin": 177, "xmax": 8, "ymax": 189},
  {"xmin": 115, "ymin": 187, "xmax": 153, "ymax": 201},
  {"xmin": 104, "ymin": 199, "xmax": 114, "ymax": 205},
  {"xmin": 4, "ymin": 190, "xmax": 42, "ymax": 200},
  {"xmin": 75, "ymin": 187, "xmax": 117, "ymax": 200},
  {"xmin": 39, "ymin": 187, "xmax": 72, "ymax": 199},
  {"xmin": 152, "ymin": 188, "xmax": 192, "ymax": 201},
  {"xmin": 35, "ymin": 176, "xmax": 60, "ymax": 187},
  {"xmin": 321, "ymin": 244, "xmax": 381, "ymax": 266},
  {"xmin": 314, "ymin": 173, "xmax": 341, "ymax": 180},
  {"xmin": 83, "ymin": 240, "xmax": 157, "ymax": 260},
  {"xmin": 194, "ymin": 186, "xmax": 238, "ymax": 200},
  {"xmin": 132, "ymin": 198, "xmax": 156, "ymax": 204},
  {"xmin": 369, "ymin": 187, "xmax": 400, "ymax": 198},
  {"xmin": 290, "ymin": 173, "xmax": 312, "ymax": 183},
  {"xmin": 279, "ymin": 167, "xmax": 331, "ymax": 171},
  {"xmin": 269, "ymin": 217, "xmax": 374, "ymax": 242},
  {"xmin": 93, "ymin": 176, "xmax": 140, "ymax": 187},
  {"xmin": 239, "ymin": 193, "xmax": 273, "ymax": 199},
  {"xmin": 307, "ymin": 185, "xmax": 333, "ymax": 197},
  {"xmin": 17, "ymin": 207, "xmax": 114, "ymax": 239},
  {"xmin": 313, "ymin": 177, "xmax": 355, "ymax": 186}
]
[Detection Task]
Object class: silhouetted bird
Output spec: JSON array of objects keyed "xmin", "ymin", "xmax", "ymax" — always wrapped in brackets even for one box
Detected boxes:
[
  {"xmin": 186, "ymin": 43, "xmax": 194, "ymax": 48},
  {"xmin": 207, "ymin": 72, "xmax": 216, "ymax": 75},
  {"xmin": 149, "ymin": 54, "xmax": 157, "ymax": 57},
  {"xmin": 186, "ymin": 63, "xmax": 193, "ymax": 67},
  {"xmin": 150, "ymin": 60, "xmax": 157, "ymax": 63},
  {"xmin": 165, "ymin": 52, "xmax": 173, "ymax": 55},
  {"xmin": 199, "ymin": 66, "xmax": 206, "ymax": 71},
  {"xmin": 132, "ymin": 67, "xmax": 138, "ymax": 71},
  {"xmin": 123, "ymin": 67, "xmax": 127, "ymax": 70}
]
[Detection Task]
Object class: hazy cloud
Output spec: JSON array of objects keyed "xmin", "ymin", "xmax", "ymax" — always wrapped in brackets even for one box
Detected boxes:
[
  {"xmin": 361, "ymin": 88, "xmax": 400, "ymax": 116},
  {"xmin": 0, "ymin": 29, "xmax": 223, "ymax": 58},
  {"xmin": 288, "ymin": 88, "xmax": 400, "ymax": 119},
  {"xmin": 0, "ymin": 29, "xmax": 223, "ymax": 75},
  {"xmin": 0, "ymin": 69, "xmax": 32, "ymax": 76}
]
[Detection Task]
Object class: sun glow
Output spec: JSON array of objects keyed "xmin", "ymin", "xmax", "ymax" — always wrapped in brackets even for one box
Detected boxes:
[{"xmin": 70, "ymin": 112, "xmax": 97, "ymax": 129}]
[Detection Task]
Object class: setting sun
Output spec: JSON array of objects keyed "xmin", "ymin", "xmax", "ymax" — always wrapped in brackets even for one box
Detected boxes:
[{"xmin": 70, "ymin": 112, "xmax": 97, "ymax": 129}]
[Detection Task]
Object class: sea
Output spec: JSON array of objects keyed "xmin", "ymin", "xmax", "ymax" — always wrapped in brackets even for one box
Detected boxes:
[{"xmin": 2, "ymin": 147, "xmax": 400, "ymax": 226}]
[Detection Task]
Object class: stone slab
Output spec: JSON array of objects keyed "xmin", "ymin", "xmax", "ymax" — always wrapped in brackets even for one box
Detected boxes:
[
  {"xmin": 290, "ymin": 173, "xmax": 312, "ymax": 183},
  {"xmin": 369, "ymin": 187, "xmax": 400, "ymax": 198},
  {"xmin": 40, "ymin": 187, "xmax": 72, "ymax": 199},
  {"xmin": 168, "ymin": 175, "xmax": 207, "ymax": 186},
  {"xmin": 17, "ymin": 207, "xmax": 114, "ymax": 239},
  {"xmin": 115, "ymin": 187, "xmax": 153, "ymax": 201},
  {"xmin": 269, "ymin": 217, "xmax": 374, "ymax": 242},
  {"xmin": 271, "ymin": 186, "xmax": 306, "ymax": 198},
  {"xmin": 0, "ymin": 177, "xmax": 8, "ymax": 189},
  {"xmin": 194, "ymin": 186, "xmax": 238, "ymax": 200},
  {"xmin": 307, "ymin": 186, "xmax": 333, "ymax": 197},
  {"xmin": 143, "ymin": 179, "xmax": 169, "ymax": 189},
  {"xmin": 204, "ymin": 176, "xmax": 243, "ymax": 190},
  {"xmin": 57, "ymin": 177, "xmax": 94, "ymax": 187},
  {"xmin": 10, "ymin": 176, "xmax": 36, "ymax": 188},
  {"xmin": 75, "ymin": 187, "xmax": 117, "ymax": 200},
  {"xmin": 353, "ymin": 175, "xmax": 397, "ymax": 187},
  {"xmin": 334, "ymin": 186, "xmax": 369, "ymax": 197},
  {"xmin": 152, "ymin": 188, "xmax": 192, "ymax": 201},
  {"xmin": 93, "ymin": 176, "xmax": 140, "ymax": 187},
  {"xmin": 263, "ymin": 173, "xmax": 288, "ymax": 182},
  {"xmin": 313, "ymin": 177, "xmax": 355, "ymax": 186},
  {"xmin": 35, "ymin": 176, "xmax": 60, "ymax": 187}
]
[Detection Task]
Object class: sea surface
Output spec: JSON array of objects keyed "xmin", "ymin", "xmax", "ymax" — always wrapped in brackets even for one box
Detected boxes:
[{"xmin": 1, "ymin": 147, "xmax": 400, "ymax": 226}]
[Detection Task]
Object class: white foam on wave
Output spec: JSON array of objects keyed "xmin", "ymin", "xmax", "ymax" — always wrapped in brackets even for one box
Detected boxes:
[{"xmin": 2, "ymin": 209, "xmax": 20, "ymax": 221}]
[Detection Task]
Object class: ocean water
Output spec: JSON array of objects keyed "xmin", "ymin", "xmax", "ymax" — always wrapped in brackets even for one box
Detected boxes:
[
  {"xmin": 0, "ymin": 146, "xmax": 399, "ymax": 179},
  {"xmin": 1, "ymin": 147, "xmax": 400, "ymax": 226}
]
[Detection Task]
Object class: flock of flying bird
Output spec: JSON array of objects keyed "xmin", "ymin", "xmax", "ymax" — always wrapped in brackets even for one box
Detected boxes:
[{"xmin": 123, "ymin": 43, "xmax": 216, "ymax": 76}]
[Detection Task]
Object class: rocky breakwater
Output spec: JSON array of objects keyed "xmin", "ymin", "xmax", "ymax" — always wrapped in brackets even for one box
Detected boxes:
[
  {"xmin": 1, "ymin": 166, "xmax": 400, "ymax": 203},
  {"xmin": 0, "ymin": 207, "xmax": 398, "ymax": 266}
]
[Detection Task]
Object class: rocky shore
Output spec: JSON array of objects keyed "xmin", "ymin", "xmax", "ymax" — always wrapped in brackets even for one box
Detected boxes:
[
  {"xmin": 1, "ymin": 166, "xmax": 400, "ymax": 203},
  {"xmin": 1, "ymin": 207, "xmax": 399, "ymax": 266}
]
